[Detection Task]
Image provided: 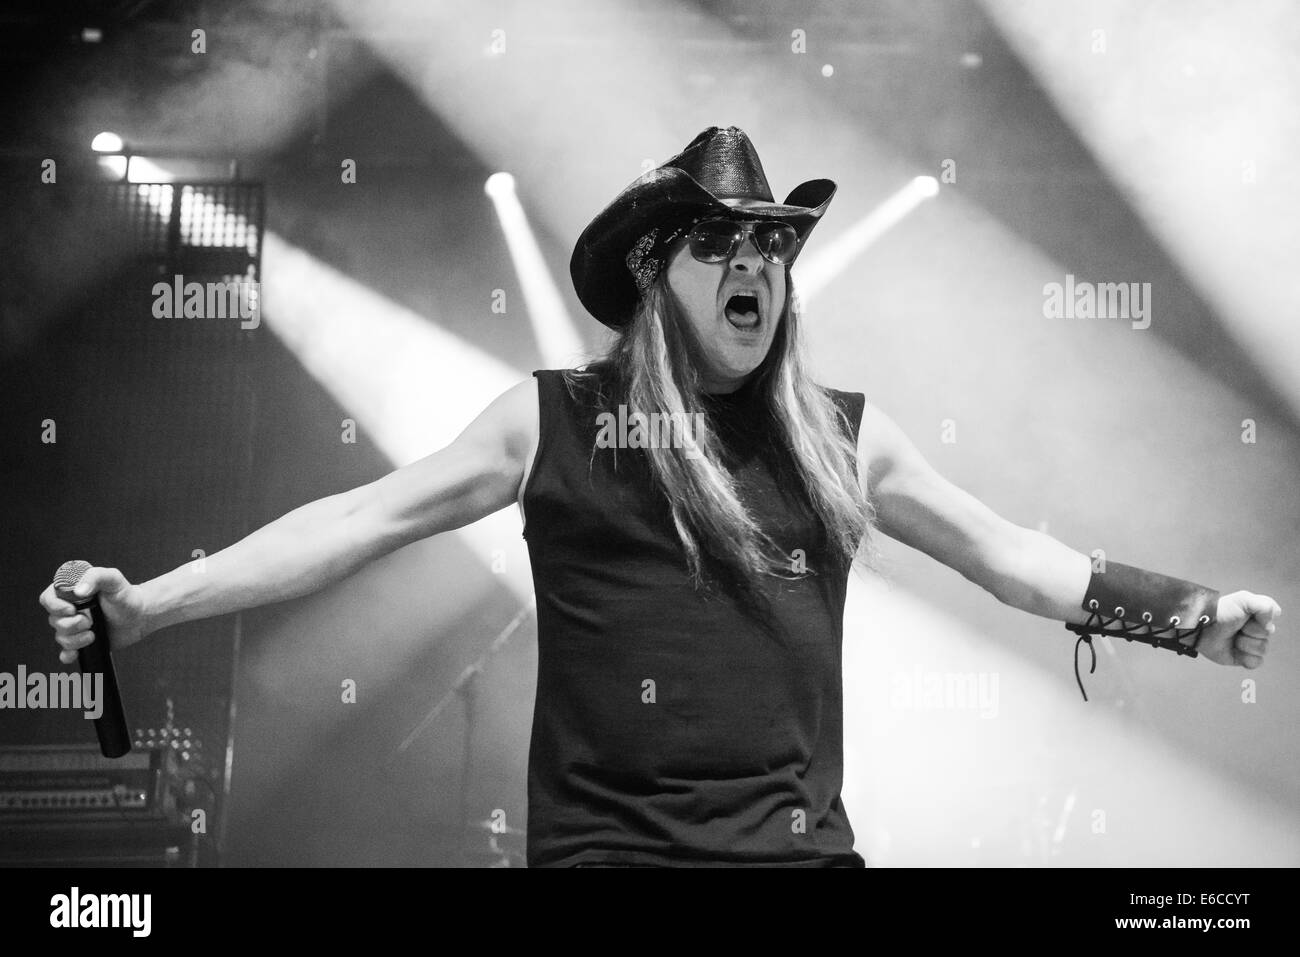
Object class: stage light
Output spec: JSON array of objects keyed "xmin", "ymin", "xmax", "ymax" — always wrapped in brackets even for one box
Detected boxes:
[
  {"xmin": 483, "ymin": 173, "xmax": 585, "ymax": 369},
  {"xmin": 795, "ymin": 176, "xmax": 941, "ymax": 306},
  {"xmin": 484, "ymin": 172, "xmax": 515, "ymax": 197},
  {"xmin": 92, "ymin": 133, "xmax": 127, "ymax": 180},
  {"xmin": 91, "ymin": 131, "xmax": 122, "ymax": 152},
  {"xmin": 127, "ymin": 156, "xmax": 173, "ymax": 184},
  {"xmin": 912, "ymin": 175, "xmax": 940, "ymax": 198}
]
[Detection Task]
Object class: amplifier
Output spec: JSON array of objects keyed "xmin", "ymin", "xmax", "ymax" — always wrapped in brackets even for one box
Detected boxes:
[{"xmin": 0, "ymin": 744, "xmax": 171, "ymax": 820}]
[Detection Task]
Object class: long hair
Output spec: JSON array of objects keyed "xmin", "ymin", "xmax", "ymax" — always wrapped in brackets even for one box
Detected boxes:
[{"xmin": 566, "ymin": 267, "xmax": 881, "ymax": 589}]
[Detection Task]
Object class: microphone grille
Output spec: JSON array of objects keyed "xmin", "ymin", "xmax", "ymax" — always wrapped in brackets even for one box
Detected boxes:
[{"xmin": 53, "ymin": 560, "xmax": 92, "ymax": 591}]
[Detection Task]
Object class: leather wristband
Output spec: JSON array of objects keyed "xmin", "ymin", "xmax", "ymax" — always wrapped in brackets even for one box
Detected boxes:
[{"xmin": 1064, "ymin": 560, "xmax": 1220, "ymax": 701}]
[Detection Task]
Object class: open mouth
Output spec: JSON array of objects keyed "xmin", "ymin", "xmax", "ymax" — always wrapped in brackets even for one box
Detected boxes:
[{"xmin": 724, "ymin": 294, "xmax": 760, "ymax": 330}]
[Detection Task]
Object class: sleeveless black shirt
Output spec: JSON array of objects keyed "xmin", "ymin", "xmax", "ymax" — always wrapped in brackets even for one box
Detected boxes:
[{"xmin": 521, "ymin": 368, "xmax": 867, "ymax": 867}]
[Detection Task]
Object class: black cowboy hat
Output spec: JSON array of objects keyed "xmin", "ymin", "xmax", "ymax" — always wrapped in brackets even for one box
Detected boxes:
[{"xmin": 570, "ymin": 126, "xmax": 837, "ymax": 330}]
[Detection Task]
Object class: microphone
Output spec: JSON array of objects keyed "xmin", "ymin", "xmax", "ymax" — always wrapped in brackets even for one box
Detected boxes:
[{"xmin": 53, "ymin": 560, "xmax": 131, "ymax": 758}]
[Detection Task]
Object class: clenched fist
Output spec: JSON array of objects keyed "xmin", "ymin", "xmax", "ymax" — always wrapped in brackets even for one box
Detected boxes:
[
  {"xmin": 40, "ymin": 566, "xmax": 148, "ymax": 665},
  {"xmin": 1189, "ymin": 591, "xmax": 1281, "ymax": 668}
]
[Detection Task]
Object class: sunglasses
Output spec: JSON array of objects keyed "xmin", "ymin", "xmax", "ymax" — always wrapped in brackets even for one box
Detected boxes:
[{"xmin": 684, "ymin": 218, "xmax": 802, "ymax": 266}]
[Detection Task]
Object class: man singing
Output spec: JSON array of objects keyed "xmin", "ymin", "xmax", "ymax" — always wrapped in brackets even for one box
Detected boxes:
[{"xmin": 42, "ymin": 126, "xmax": 1280, "ymax": 867}]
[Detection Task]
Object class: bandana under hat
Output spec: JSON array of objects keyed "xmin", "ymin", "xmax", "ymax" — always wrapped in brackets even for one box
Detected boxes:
[{"xmin": 623, "ymin": 223, "xmax": 695, "ymax": 293}]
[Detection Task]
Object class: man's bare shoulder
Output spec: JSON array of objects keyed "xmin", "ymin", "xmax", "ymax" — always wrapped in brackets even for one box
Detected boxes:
[
  {"xmin": 477, "ymin": 375, "xmax": 540, "ymax": 463},
  {"xmin": 492, "ymin": 375, "xmax": 540, "ymax": 419},
  {"xmin": 852, "ymin": 398, "xmax": 919, "ymax": 493}
]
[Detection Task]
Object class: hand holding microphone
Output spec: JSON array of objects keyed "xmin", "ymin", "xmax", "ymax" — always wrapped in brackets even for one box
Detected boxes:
[{"xmin": 40, "ymin": 562, "xmax": 147, "ymax": 758}]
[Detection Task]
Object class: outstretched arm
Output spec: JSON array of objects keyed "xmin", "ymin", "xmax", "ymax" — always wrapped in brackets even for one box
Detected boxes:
[
  {"xmin": 855, "ymin": 400, "xmax": 1278, "ymax": 668},
  {"xmin": 42, "ymin": 377, "xmax": 540, "ymax": 660}
]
